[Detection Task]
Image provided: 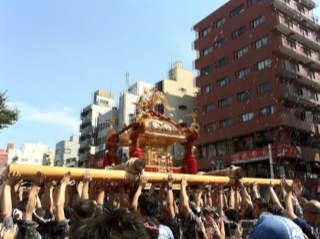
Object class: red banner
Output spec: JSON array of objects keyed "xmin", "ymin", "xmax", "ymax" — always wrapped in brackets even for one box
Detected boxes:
[{"xmin": 231, "ymin": 144, "xmax": 301, "ymax": 164}]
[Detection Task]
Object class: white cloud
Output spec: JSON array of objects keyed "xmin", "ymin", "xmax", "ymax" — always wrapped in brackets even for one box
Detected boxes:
[{"xmin": 9, "ymin": 101, "xmax": 80, "ymax": 133}]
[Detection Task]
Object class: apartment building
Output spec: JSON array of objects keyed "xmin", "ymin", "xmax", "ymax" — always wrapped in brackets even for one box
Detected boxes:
[
  {"xmin": 78, "ymin": 90, "xmax": 114, "ymax": 168},
  {"xmin": 92, "ymin": 81, "xmax": 153, "ymax": 168},
  {"xmin": 54, "ymin": 135, "xmax": 80, "ymax": 167},
  {"xmin": 193, "ymin": 0, "xmax": 320, "ymax": 183},
  {"xmin": 155, "ymin": 61, "xmax": 199, "ymax": 164}
]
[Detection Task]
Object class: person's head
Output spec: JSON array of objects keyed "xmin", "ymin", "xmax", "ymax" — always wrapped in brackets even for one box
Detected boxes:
[
  {"xmin": 32, "ymin": 208, "xmax": 55, "ymax": 225},
  {"xmin": 69, "ymin": 209, "xmax": 152, "ymax": 239},
  {"xmin": 159, "ymin": 200, "xmax": 170, "ymax": 223},
  {"xmin": 143, "ymin": 216, "xmax": 160, "ymax": 239},
  {"xmin": 72, "ymin": 199, "xmax": 97, "ymax": 220},
  {"xmin": 249, "ymin": 215, "xmax": 304, "ymax": 239},
  {"xmin": 252, "ymin": 198, "xmax": 270, "ymax": 218},
  {"xmin": 137, "ymin": 192, "xmax": 159, "ymax": 218},
  {"xmin": 224, "ymin": 208, "xmax": 241, "ymax": 223},
  {"xmin": 202, "ymin": 205, "xmax": 219, "ymax": 222},
  {"xmin": 303, "ymin": 200, "xmax": 320, "ymax": 227}
]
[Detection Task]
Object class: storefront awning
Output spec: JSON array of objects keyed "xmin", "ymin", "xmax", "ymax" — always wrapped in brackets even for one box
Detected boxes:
[
  {"xmin": 231, "ymin": 148, "xmax": 272, "ymax": 165},
  {"xmin": 231, "ymin": 144, "xmax": 301, "ymax": 165}
]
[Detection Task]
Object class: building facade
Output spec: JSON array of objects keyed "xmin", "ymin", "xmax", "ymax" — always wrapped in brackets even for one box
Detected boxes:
[
  {"xmin": 92, "ymin": 81, "xmax": 154, "ymax": 168},
  {"xmin": 155, "ymin": 61, "xmax": 199, "ymax": 164},
  {"xmin": 78, "ymin": 90, "xmax": 115, "ymax": 168},
  {"xmin": 7, "ymin": 142, "xmax": 53, "ymax": 166},
  {"xmin": 193, "ymin": 0, "xmax": 320, "ymax": 187},
  {"xmin": 54, "ymin": 135, "xmax": 80, "ymax": 167}
]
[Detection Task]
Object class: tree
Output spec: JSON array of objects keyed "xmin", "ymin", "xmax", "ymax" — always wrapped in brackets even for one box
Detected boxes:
[{"xmin": 0, "ymin": 91, "xmax": 19, "ymax": 130}]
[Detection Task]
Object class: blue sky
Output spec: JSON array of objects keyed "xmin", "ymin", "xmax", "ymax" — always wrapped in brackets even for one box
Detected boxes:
[{"xmin": 0, "ymin": 1, "xmax": 319, "ymax": 151}]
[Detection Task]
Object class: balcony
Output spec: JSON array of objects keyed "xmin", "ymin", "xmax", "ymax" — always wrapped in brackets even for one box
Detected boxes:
[
  {"xmin": 80, "ymin": 126, "xmax": 93, "ymax": 138},
  {"xmin": 283, "ymin": 84, "xmax": 320, "ymax": 110},
  {"xmin": 272, "ymin": 0, "xmax": 318, "ymax": 30},
  {"xmin": 275, "ymin": 14, "xmax": 320, "ymax": 51},
  {"xmin": 278, "ymin": 36, "xmax": 320, "ymax": 69},
  {"xmin": 80, "ymin": 139, "xmax": 92, "ymax": 149},
  {"xmin": 281, "ymin": 109, "xmax": 315, "ymax": 132},
  {"xmin": 278, "ymin": 61, "xmax": 320, "ymax": 90},
  {"xmin": 298, "ymin": 0, "xmax": 317, "ymax": 10}
]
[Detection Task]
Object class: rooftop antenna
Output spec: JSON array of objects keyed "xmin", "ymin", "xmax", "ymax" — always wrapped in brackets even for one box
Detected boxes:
[{"xmin": 126, "ymin": 71, "xmax": 129, "ymax": 91}]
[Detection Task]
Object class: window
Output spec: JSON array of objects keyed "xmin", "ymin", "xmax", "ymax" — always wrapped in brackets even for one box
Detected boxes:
[
  {"xmin": 204, "ymin": 123, "xmax": 216, "ymax": 132},
  {"xmin": 284, "ymin": 17, "xmax": 293, "ymax": 28},
  {"xmin": 64, "ymin": 148, "xmax": 71, "ymax": 154},
  {"xmin": 257, "ymin": 59, "xmax": 271, "ymax": 71},
  {"xmin": 300, "ymin": 27, "xmax": 309, "ymax": 37},
  {"xmin": 231, "ymin": 5, "xmax": 244, "ymax": 17},
  {"xmin": 294, "ymin": 111, "xmax": 306, "ymax": 121},
  {"xmin": 220, "ymin": 118, "xmax": 232, "ymax": 128},
  {"xmin": 218, "ymin": 97, "xmax": 231, "ymax": 108},
  {"xmin": 311, "ymin": 91, "xmax": 318, "ymax": 101},
  {"xmin": 238, "ymin": 89, "xmax": 252, "ymax": 100},
  {"xmin": 215, "ymin": 57, "xmax": 228, "ymax": 68},
  {"xmin": 232, "ymin": 26, "xmax": 246, "ymax": 39},
  {"xmin": 234, "ymin": 47, "xmax": 248, "ymax": 59},
  {"xmin": 200, "ymin": 27, "xmax": 211, "ymax": 37},
  {"xmin": 260, "ymin": 105, "xmax": 276, "ymax": 116},
  {"xmin": 313, "ymin": 114, "xmax": 320, "ymax": 123},
  {"xmin": 201, "ymin": 65, "xmax": 212, "ymax": 75},
  {"xmin": 204, "ymin": 104, "xmax": 214, "ymax": 113},
  {"xmin": 248, "ymin": 0, "xmax": 261, "ymax": 6},
  {"xmin": 303, "ymin": 47, "xmax": 312, "ymax": 57},
  {"xmin": 285, "ymin": 60, "xmax": 300, "ymax": 73},
  {"xmin": 236, "ymin": 68, "xmax": 250, "ymax": 79},
  {"xmin": 307, "ymin": 70, "xmax": 315, "ymax": 80},
  {"xmin": 178, "ymin": 105, "xmax": 187, "ymax": 110},
  {"xmin": 257, "ymin": 82, "xmax": 272, "ymax": 94},
  {"xmin": 202, "ymin": 84, "xmax": 213, "ymax": 94},
  {"xmin": 201, "ymin": 46, "xmax": 212, "ymax": 56},
  {"xmin": 250, "ymin": 15, "xmax": 265, "ymax": 28},
  {"xmin": 216, "ymin": 17, "xmax": 226, "ymax": 28},
  {"xmin": 254, "ymin": 36, "xmax": 268, "ymax": 49},
  {"xmin": 240, "ymin": 112, "xmax": 254, "ymax": 122},
  {"xmin": 217, "ymin": 76, "xmax": 229, "ymax": 87},
  {"xmin": 215, "ymin": 38, "xmax": 226, "ymax": 49},
  {"xmin": 297, "ymin": 87, "xmax": 303, "ymax": 97},
  {"xmin": 287, "ymin": 38, "xmax": 296, "ymax": 49}
]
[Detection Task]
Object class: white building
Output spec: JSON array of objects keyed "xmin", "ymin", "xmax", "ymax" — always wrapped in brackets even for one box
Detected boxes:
[
  {"xmin": 93, "ymin": 81, "xmax": 153, "ymax": 168},
  {"xmin": 54, "ymin": 135, "xmax": 80, "ymax": 167},
  {"xmin": 155, "ymin": 61, "xmax": 199, "ymax": 162},
  {"xmin": 8, "ymin": 142, "xmax": 53, "ymax": 166},
  {"xmin": 78, "ymin": 90, "xmax": 115, "ymax": 168}
]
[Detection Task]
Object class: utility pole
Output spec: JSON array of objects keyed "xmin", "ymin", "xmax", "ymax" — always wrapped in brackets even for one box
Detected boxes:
[{"xmin": 268, "ymin": 143, "xmax": 274, "ymax": 179}]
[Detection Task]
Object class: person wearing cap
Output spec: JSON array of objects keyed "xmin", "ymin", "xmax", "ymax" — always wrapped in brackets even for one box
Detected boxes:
[{"xmin": 248, "ymin": 214, "xmax": 305, "ymax": 239}]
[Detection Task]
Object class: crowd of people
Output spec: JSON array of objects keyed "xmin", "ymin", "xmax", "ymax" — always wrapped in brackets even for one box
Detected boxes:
[{"xmin": 0, "ymin": 166, "xmax": 319, "ymax": 239}]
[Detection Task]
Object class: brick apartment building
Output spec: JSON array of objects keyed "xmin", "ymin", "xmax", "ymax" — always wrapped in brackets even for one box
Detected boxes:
[{"xmin": 193, "ymin": 0, "xmax": 320, "ymax": 195}]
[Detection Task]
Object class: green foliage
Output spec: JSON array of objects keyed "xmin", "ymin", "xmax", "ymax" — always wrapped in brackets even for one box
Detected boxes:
[{"xmin": 0, "ymin": 91, "xmax": 20, "ymax": 129}]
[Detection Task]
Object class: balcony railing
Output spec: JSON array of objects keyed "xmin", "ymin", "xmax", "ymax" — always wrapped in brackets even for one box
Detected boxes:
[
  {"xmin": 278, "ymin": 61, "xmax": 320, "ymax": 90},
  {"xmin": 272, "ymin": 0, "xmax": 318, "ymax": 30},
  {"xmin": 275, "ymin": 14, "xmax": 320, "ymax": 51},
  {"xmin": 278, "ymin": 36, "xmax": 320, "ymax": 66}
]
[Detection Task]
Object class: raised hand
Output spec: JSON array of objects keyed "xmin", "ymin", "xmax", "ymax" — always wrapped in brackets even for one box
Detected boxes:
[
  {"xmin": 83, "ymin": 169, "xmax": 92, "ymax": 184},
  {"xmin": 33, "ymin": 171, "xmax": 44, "ymax": 187},
  {"xmin": 61, "ymin": 171, "xmax": 72, "ymax": 186}
]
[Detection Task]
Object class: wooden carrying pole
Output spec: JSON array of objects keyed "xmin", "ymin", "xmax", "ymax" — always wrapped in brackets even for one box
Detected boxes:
[{"xmin": 9, "ymin": 164, "xmax": 288, "ymax": 186}]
